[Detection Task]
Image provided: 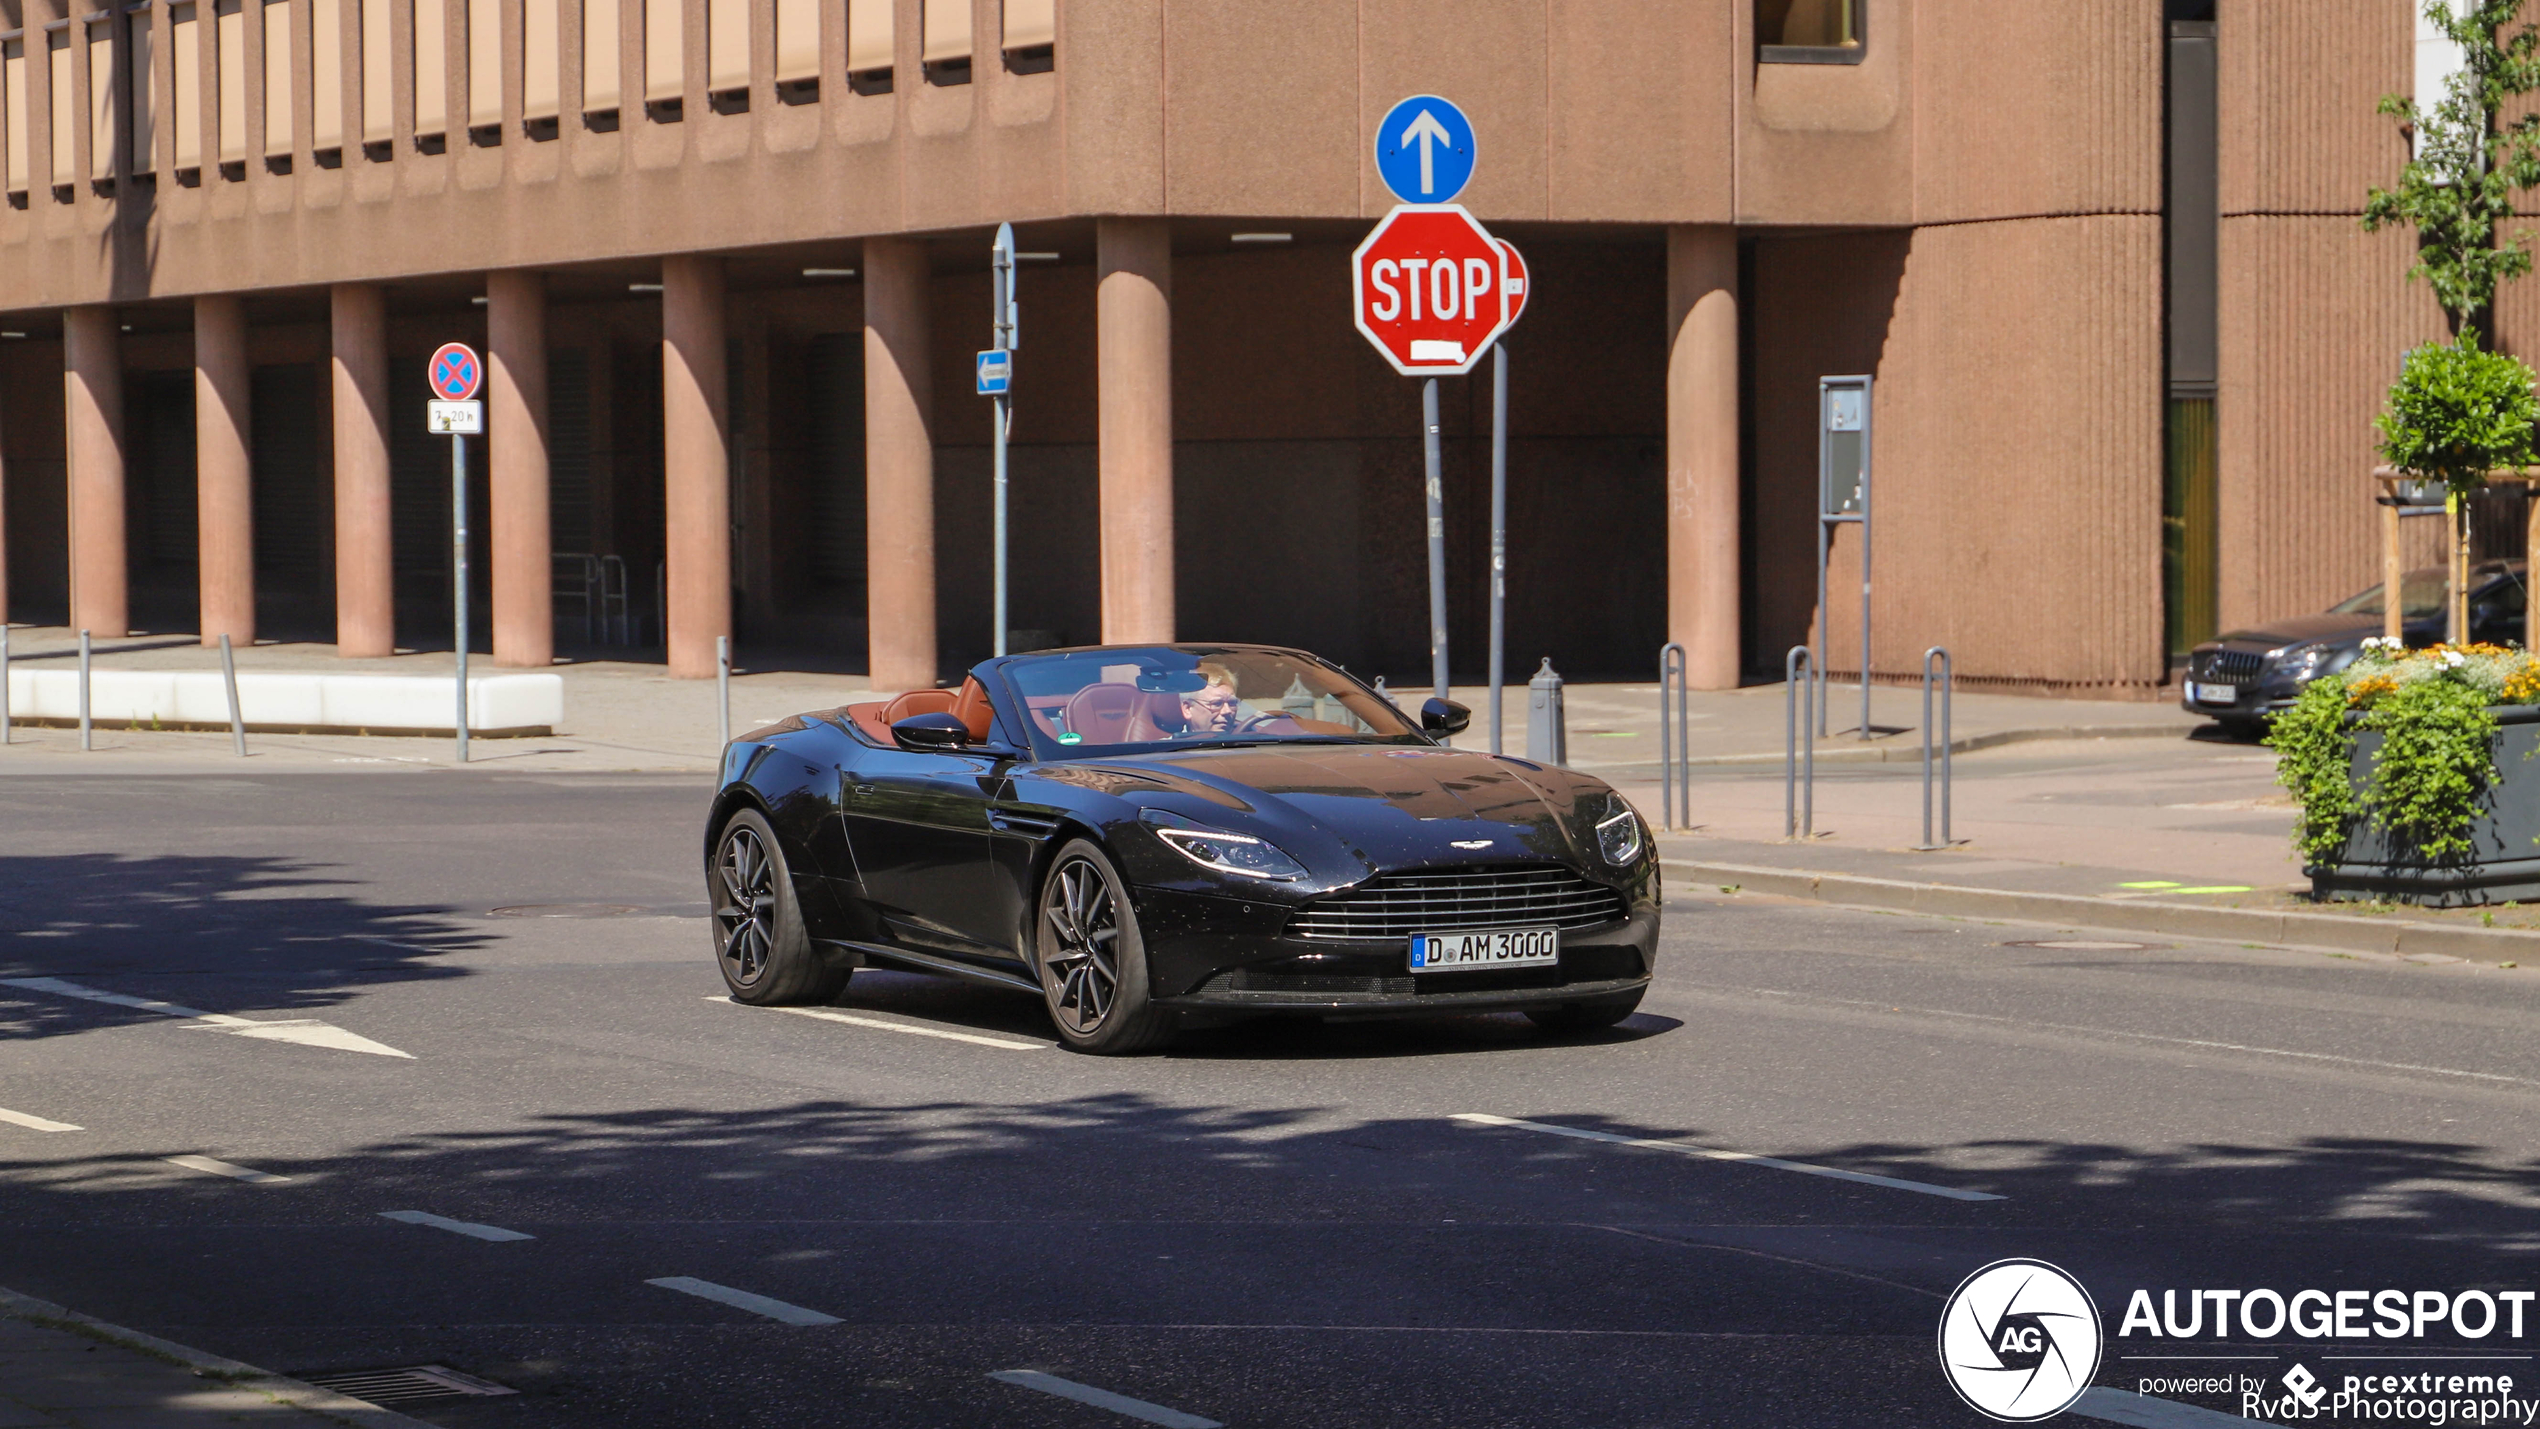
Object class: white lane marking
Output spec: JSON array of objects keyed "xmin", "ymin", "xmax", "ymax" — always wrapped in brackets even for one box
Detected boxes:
[
  {"xmin": 705, "ymin": 996, "xmax": 1046, "ymax": 1050},
  {"xmin": 164, "ymin": 1155, "xmax": 291, "ymax": 1184},
  {"xmin": 0, "ymin": 1106, "xmax": 82, "ymax": 1133},
  {"xmin": 644, "ymin": 1276, "xmax": 841, "ymax": 1326},
  {"xmin": 1452, "ymin": 1113, "xmax": 2007, "ymax": 1202},
  {"xmin": 378, "ymin": 1210, "xmax": 535, "ymax": 1242},
  {"xmin": 1726, "ymin": 984, "xmax": 2540, "ymax": 1089},
  {"xmin": 1, "ymin": 976, "xmax": 413, "ymax": 1059},
  {"xmin": 987, "ymin": 1370, "xmax": 1224, "ymax": 1429},
  {"xmin": 2070, "ymin": 1386, "xmax": 2272, "ymax": 1427}
]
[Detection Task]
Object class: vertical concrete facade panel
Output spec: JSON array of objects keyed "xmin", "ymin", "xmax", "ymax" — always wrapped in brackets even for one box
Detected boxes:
[
  {"xmin": 1097, "ymin": 215, "xmax": 1172, "ymax": 644},
  {"xmin": 63, "ymin": 305, "xmax": 126, "ymax": 638},
  {"xmin": 2217, "ymin": 0, "xmax": 2407, "ymax": 218},
  {"xmin": 1911, "ymin": 0, "xmax": 2161, "ymax": 225},
  {"xmin": 1357, "ymin": 0, "xmax": 1546, "ymax": 219},
  {"xmin": 332, "ymin": 282, "xmax": 395, "ymax": 657},
  {"xmin": 662, "ymin": 254, "xmax": 730, "ymax": 680},
  {"xmin": 2216, "ymin": 217, "xmax": 2442, "ymax": 631},
  {"xmin": 194, "ymin": 293, "xmax": 255, "ymax": 646},
  {"xmin": 865, "ymin": 235, "xmax": 936, "ymax": 689},
  {"xmin": 1548, "ymin": 0, "xmax": 1730, "ymax": 223},
  {"xmin": 489, "ymin": 268, "xmax": 554, "ymax": 668},
  {"xmin": 1160, "ymin": 0, "xmax": 1355, "ymax": 216}
]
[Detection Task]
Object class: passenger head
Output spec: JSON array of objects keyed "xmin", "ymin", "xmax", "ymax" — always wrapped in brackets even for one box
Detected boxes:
[{"xmin": 1182, "ymin": 661, "xmax": 1241, "ymax": 733}]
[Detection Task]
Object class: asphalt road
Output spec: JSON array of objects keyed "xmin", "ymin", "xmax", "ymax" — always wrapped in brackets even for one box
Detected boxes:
[{"xmin": 0, "ymin": 772, "xmax": 2534, "ymax": 1428}]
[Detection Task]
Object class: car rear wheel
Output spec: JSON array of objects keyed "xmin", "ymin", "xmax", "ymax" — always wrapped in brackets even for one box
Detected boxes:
[
  {"xmin": 710, "ymin": 807, "xmax": 846, "ymax": 1006},
  {"xmin": 1524, "ymin": 989, "xmax": 1644, "ymax": 1034},
  {"xmin": 1035, "ymin": 840, "xmax": 1174, "ymax": 1055}
]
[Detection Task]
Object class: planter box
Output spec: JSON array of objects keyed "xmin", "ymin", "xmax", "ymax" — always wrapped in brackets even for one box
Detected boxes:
[{"xmin": 2311, "ymin": 703, "xmax": 2540, "ymax": 906}]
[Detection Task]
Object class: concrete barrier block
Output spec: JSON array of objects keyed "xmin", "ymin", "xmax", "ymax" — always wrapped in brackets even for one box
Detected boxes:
[{"xmin": 1, "ymin": 666, "xmax": 562, "ymax": 735}]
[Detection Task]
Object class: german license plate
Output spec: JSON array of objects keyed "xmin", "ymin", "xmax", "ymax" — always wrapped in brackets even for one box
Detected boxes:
[
  {"xmin": 2188, "ymin": 681, "xmax": 2241, "ymax": 704},
  {"xmin": 1408, "ymin": 927, "xmax": 1559, "ymax": 974}
]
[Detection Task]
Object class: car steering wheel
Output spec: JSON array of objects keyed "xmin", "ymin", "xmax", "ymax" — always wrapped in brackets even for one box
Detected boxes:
[{"xmin": 1229, "ymin": 712, "xmax": 1296, "ymax": 734}]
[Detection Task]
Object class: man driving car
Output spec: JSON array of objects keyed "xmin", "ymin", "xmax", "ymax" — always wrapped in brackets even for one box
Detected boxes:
[{"xmin": 1180, "ymin": 661, "xmax": 1245, "ymax": 734}]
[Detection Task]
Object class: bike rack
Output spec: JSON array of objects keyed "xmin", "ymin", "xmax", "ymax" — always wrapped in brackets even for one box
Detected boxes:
[
  {"xmin": 1658, "ymin": 642, "xmax": 1689, "ymax": 830},
  {"xmin": 1784, "ymin": 645, "xmax": 1815, "ymax": 840},
  {"xmin": 598, "ymin": 554, "xmax": 631, "ymax": 646},
  {"xmin": 1913, "ymin": 646, "xmax": 1958, "ymax": 850}
]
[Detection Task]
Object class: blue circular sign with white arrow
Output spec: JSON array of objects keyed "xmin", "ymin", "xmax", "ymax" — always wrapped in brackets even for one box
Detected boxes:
[{"xmin": 1374, "ymin": 94, "xmax": 1476, "ymax": 205}]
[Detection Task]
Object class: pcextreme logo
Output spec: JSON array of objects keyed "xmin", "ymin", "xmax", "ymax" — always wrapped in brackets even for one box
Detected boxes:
[{"xmin": 1939, "ymin": 1259, "xmax": 2104, "ymax": 1422}]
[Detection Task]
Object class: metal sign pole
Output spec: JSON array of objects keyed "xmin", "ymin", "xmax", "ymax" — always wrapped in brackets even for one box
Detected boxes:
[
  {"xmin": 1423, "ymin": 378, "xmax": 1449, "ymax": 707},
  {"xmin": 1488, "ymin": 345, "xmax": 1508, "ymax": 754},
  {"xmin": 1859, "ymin": 389, "xmax": 1874, "ymax": 741},
  {"xmin": 454, "ymin": 430, "xmax": 470, "ymax": 765},
  {"xmin": 990, "ymin": 223, "xmax": 1017, "ymax": 658}
]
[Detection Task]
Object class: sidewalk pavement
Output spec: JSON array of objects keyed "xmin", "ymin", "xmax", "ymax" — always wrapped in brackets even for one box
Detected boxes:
[{"xmin": 0, "ymin": 1285, "xmax": 428, "ymax": 1428}]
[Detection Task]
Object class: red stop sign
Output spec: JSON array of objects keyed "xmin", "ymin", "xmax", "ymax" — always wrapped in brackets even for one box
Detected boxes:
[{"xmin": 1352, "ymin": 205, "xmax": 1511, "ymax": 376}]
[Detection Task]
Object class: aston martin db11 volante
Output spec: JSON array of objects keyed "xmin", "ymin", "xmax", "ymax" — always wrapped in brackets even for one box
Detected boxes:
[{"xmin": 703, "ymin": 644, "xmax": 1659, "ymax": 1053}]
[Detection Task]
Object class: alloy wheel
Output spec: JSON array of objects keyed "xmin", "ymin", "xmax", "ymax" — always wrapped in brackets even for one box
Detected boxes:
[
  {"xmin": 1042, "ymin": 856, "xmax": 1121, "ymax": 1033},
  {"xmin": 715, "ymin": 824, "xmax": 776, "ymax": 986}
]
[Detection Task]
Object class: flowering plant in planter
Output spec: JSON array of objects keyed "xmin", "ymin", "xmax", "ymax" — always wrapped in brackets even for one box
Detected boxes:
[{"xmin": 2272, "ymin": 638, "xmax": 2540, "ymax": 862}]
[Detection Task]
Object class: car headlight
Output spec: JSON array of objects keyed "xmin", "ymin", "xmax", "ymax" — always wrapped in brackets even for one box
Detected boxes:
[
  {"xmin": 1142, "ymin": 811, "xmax": 1308, "ymax": 881},
  {"xmin": 1594, "ymin": 794, "xmax": 1645, "ymax": 866},
  {"xmin": 2277, "ymin": 643, "xmax": 2338, "ymax": 683}
]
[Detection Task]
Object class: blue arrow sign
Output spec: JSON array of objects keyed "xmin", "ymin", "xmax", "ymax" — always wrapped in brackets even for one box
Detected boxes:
[
  {"xmin": 976, "ymin": 349, "xmax": 1012, "ymax": 396},
  {"xmin": 1374, "ymin": 95, "xmax": 1476, "ymax": 205}
]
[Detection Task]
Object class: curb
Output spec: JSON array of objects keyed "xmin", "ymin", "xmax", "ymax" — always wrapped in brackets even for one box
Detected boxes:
[
  {"xmin": 1671, "ymin": 722, "xmax": 2199, "ymax": 768},
  {"xmin": 0, "ymin": 1284, "xmax": 440, "ymax": 1428},
  {"xmin": 1660, "ymin": 858, "xmax": 2540, "ymax": 963}
]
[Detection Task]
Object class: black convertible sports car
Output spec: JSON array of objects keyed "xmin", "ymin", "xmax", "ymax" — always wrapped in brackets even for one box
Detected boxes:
[{"xmin": 702, "ymin": 643, "xmax": 1660, "ymax": 1053}]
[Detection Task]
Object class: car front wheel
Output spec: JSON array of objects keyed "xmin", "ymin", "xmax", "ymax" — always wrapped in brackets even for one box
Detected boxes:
[
  {"xmin": 710, "ymin": 807, "xmax": 846, "ymax": 1006},
  {"xmin": 1034, "ymin": 840, "xmax": 1174, "ymax": 1055}
]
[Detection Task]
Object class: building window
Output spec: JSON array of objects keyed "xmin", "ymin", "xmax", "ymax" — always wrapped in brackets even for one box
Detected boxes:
[{"xmin": 1757, "ymin": 0, "xmax": 1862, "ymax": 65}]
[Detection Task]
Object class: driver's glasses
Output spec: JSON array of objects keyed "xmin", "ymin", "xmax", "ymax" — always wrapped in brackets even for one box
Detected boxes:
[{"xmin": 1187, "ymin": 695, "xmax": 1239, "ymax": 715}]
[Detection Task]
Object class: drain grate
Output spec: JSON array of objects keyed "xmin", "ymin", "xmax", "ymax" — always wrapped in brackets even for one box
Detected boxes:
[
  {"xmin": 298, "ymin": 1365, "xmax": 517, "ymax": 1405},
  {"xmin": 1999, "ymin": 939, "xmax": 2164, "ymax": 951}
]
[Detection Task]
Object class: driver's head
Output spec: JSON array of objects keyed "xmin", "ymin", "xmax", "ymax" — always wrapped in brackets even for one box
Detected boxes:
[{"xmin": 1182, "ymin": 662, "xmax": 1241, "ymax": 733}]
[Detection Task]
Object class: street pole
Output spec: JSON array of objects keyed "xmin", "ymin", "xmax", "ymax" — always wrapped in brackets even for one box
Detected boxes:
[
  {"xmin": 454, "ymin": 430, "xmax": 470, "ymax": 765},
  {"xmin": 1488, "ymin": 344, "xmax": 1508, "ymax": 755},
  {"xmin": 990, "ymin": 223, "xmax": 1017, "ymax": 658},
  {"xmin": 1423, "ymin": 378, "xmax": 1448, "ymax": 709}
]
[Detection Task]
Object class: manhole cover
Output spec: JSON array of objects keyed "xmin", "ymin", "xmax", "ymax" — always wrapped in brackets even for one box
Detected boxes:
[
  {"xmin": 297, "ymin": 1365, "xmax": 516, "ymax": 1405},
  {"xmin": 2000, "ymin": 939, "xmax": 2163, "ymax": 951},
  {"xmin": 488, "ymin": 904, "xmax": 642, "ymax": 919}
]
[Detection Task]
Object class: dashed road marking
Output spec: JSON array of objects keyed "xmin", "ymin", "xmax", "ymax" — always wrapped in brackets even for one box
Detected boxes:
[
  {"xmin": 705, "ymin": 996, "xmax": 1046, "ymax": 1050},
  {"xmin": 1, "ymin": 976, "xmax": 413, "ymax": 1059},
  {"xmin": 379, "ymin": 1210, "xmax": 534, "ymax": 1242},
  {"xmin": 988, "ymin": 1370, "xmax": 1224, "ymax": 1428},
  {"xmin": 644, "ymin": 1276, "xmax": 841, "ymax": 1326},
  {"xmin": 1452, "ymin": 1113, "xmax": 2007, "ymax": 1202},
  {"xmin": 0, "ymin": 1106, "xmax": 81, "ymax": 1133},
  {"xmin": 164, "ymin": 1155, "xmax": 291, "ymax": 1185}
]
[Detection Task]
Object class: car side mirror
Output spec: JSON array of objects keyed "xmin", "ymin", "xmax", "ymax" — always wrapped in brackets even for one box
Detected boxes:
[
  {"xmin": 1421, "ymin": 697, "xmax": 1472, "ymax": 736},
  {"xmin": 891, "ymin": 712, "xmax": 970, "ymax": 752}
]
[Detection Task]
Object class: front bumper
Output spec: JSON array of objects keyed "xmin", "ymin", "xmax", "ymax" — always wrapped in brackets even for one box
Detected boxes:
[{"xmin": 1135, "ymin": 887, "xmax": 1659, "ymax": 1015}]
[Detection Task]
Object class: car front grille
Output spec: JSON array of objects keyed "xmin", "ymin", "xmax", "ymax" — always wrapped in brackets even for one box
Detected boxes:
[
  {"xmin": 2191, "ymin": 648, "xmax": 2266, "ymax": 682},
  {"xmin": 1287, "ymin": 864, "xmax": 1629, "ymax": 941}
]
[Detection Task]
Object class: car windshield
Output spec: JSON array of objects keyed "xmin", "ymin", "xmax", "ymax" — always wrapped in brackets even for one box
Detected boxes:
[
  {"xmin": 2333, "ymin": 568, "xmax": 2450, "ymax": 619},
  {"xmin": 998, "ymin": 647, "xmax": 1422, "ymax": 757}
]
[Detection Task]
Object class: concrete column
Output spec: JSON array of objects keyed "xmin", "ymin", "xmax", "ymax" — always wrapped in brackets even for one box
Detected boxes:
[
  {"xmin": 862, "ymin": 237, "xmax": 935, "ymax": 690},
  {"xmin": 662, "ymin": 254, "xmax": 730, "ymax": 680},
  {"xmin": 331, "ymin": 283, "xmax": 395, "ymax": 657},
  {"xmin": 63, "ymin": 306, "xmax": 126, "ymax": 638},
  {"xmin": 1667, "ymin": 226, "xmax": 1740, "ymax": 689},
  {"xmin": 194, "ymin": 295, "xmax": 254, "ymax": 647},
  {"xmin": 489, "ymin": 269, "xmax": 552, "ymax": 667},
  {"xmin": 1096, "ymin": 217, "xmax": 1174, "ymax": 644}
]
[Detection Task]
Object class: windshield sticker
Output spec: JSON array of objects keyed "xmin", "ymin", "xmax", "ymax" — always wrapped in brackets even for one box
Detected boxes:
[{"xmin": 1058, "ymin": 732, "xmax": 1083, "ymax": 745}]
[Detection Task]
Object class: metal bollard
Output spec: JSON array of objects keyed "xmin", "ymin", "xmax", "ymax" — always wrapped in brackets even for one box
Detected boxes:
[
  {"xmin": 78, "ymin": 630, "xmax": 92, "ymax": 752},
  {"xmin": 0, "ymin": 622, "xmax": 10, "ymax": 746},
  {"xmin": 1784, "ymin": 645, "xmax": 1815, "ymax": 839},
  {"xmin": 716, "ymin": 635, "xmax": 732, "ymax": 748},
  {"xmin": 1914, "ymin": 646, "xmax": 1956, "ymax": 850},
  {"xmin": 1658, "ymin": 642, "xmax": 1689, "ymax": 830},
  {"xmin": 219, "ymin": 634, "xmax": 247, "ymax": 758},
  {"xmin": 1526, "ymin": 658, "xmax": 1567, "ymax": 765}
]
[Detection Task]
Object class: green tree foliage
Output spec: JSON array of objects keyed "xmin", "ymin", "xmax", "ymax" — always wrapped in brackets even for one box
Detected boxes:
[
  {"xmin": 2362, "ymin": 0, "xmax": 2540, "ymax": 329},
  {"xmin": 2375, "ymin": 330, "xmax": 2540, "ymax": 494}
]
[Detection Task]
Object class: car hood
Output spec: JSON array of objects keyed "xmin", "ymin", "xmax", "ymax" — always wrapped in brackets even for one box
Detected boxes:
[
  {"xmin": 2213, "ymin": 613, "xmax": 2378, "ymax": 649},
  {"xmin": 1083, "ymin": 743, "xmax": 1602, "ymax": 872}
]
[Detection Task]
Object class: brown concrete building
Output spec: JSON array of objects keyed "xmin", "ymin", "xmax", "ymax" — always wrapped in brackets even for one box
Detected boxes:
[{"xmin": 0, "ymin": 0, "xmax": 2469, "ymax": 692}]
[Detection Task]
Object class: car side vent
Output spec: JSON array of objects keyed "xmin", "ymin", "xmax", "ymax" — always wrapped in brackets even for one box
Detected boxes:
[
  {"xmin": 989, "ymin": 808, "xmax": 1063, "ymax": 837},
  {"xmin": 1288, "ymin": 864, "xmax": 1628, "ymax": 941}
]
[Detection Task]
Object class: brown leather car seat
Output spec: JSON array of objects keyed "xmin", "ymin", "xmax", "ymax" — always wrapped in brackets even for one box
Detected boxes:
[
  {"xmin": 951, "ymin": 677, "xmax": 995, "ymax": 742},
  {"xmin": 880, "ymin": 689, "xmax": 957, "ymax": 725},
  {"xmin": 1124, "ymin": 690, "xmax": 1186, "ymax": 742},
  {"xmin": 1061, "ymin": 683, "xmax": 1145, "ymax": 743}
]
